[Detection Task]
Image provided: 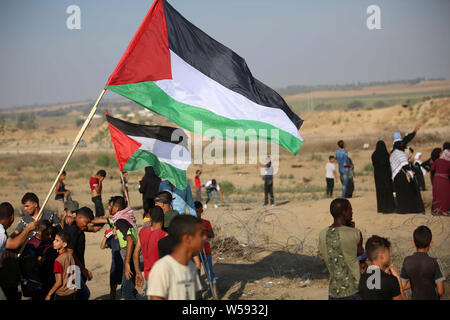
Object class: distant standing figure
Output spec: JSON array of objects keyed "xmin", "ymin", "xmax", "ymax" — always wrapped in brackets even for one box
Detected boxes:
[
  {"xmin": 90, "ymin": 170, "xmax": 106, "ymax": 217},
  {"xmin": 325, "ymin": 156, "xmax": 336, "ymax": 198},
  {"xmin": 346, "ymin": 158, "xmax": 355, "ymax": 198},
  {"xmin": 258, "ymin": 157, "xmax": 274, "ymax": 206},
  {"xmin": 335, "ymin": 140, "xmax": 350, "ymax": 199},
  {"xmin": 139, "ymin": 167, "xmax": 161, "ymax": 214},
  {"xmin": 371, "ymin": 141, "xmax": 395, "ymax": 213},
  {"xmin": 54, "ymin": 171, "xmax": 70, "ymax": 220},
  {"xmin": 194, "ymin": 170, "xmax": 202, "ymax": 202},
  {"xmin": 158, "ymin": 180, "xmax": 196, "ymax": 216}
]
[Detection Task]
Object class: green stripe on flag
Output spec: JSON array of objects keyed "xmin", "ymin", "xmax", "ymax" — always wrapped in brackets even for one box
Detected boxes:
[
  {"xmin": 124, "ymin": 149, "xmax": 188, "ymax": 190},
  {"xmin": 107, "ymin": 81, "xmax": 302, "ymax": 155}
]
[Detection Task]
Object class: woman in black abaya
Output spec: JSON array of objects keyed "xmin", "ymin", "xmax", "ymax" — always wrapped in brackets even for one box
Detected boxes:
[
  {"xmin": 390, "ymin": 137, "xmax": 425, "ymax": 214},
  {"xmin": 371, "ymin": 141, "xmax": 396, "ymax": 213},
  {"xmin": 138, "ymin": 166, "xmax": 161, "ymax": 212}
]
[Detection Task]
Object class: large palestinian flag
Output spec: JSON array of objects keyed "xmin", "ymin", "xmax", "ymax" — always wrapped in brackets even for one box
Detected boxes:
[
  {"xmin": 106, "ymin": 112, "xmax": 191, "ymax": 189},
  {"xmin": 105, "ymin": 0, "xmax": 303, "ymax": 155}
]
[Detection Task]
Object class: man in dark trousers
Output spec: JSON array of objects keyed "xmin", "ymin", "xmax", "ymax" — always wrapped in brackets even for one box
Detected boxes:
[{"xmin": 258, "ymin": 157, "xmax": 274, "ymax": 206}]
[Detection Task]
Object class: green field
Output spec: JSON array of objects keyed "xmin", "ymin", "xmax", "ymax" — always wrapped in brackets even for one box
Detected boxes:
[{"xmin": 287, "ymin": 89, "xmax": 450, "ymax": 112}]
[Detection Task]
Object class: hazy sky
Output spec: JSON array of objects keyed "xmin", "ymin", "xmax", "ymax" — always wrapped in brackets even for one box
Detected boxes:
[{"xmin": 0, "ymin": 0, "xmax": 449, "ymax": 108}]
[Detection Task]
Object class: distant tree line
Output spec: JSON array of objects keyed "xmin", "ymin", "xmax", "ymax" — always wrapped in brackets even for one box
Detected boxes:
[{"xmin": 276, "ymin": 77, "xmax": 442, "ymax": 96}]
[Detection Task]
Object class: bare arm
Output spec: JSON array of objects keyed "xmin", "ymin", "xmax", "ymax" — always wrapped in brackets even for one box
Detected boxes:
[
  {"xmin": 133, "ymin": 238, "xmax": 144, "ymax": 287},
  {"xmin": 45, "ymin": 273, "xmax": 62, "ymax": 300},
  {"xmin": 389, "ymin": 265, "xmax": 406, "ymax": 300},
  {"xmin": 218, "ymin": 189, "xmax": 225, "ymax": 203},
  {"xmin": 437, "ymin": 282, "xmax": 445, "ymax": 297},
  {"xmin": 86, "ymin": 224, "xmax": 105, "ymax": 233},
  {"xmin": 100, "ymin": 237, "xmax": 107, "ymax": 250},
  {"xmin": 124, "ymin": 235, "xmax": 134, "ymax": 280},
  {"xmin": 357, "ymin": 231, "xmax": 364, "ymax": 257},
  {"xmin": 6, "ymin": 222, "xmax": 36, "ymax": 249}
]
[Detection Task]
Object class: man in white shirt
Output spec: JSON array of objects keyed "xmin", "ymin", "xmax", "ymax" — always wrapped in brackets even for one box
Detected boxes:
[
  {"xmin": 147, "ymin": 215, "xmax": 204, "ymax": 300},
  {"xmin": 325, "ymin": 156, "xmax": 337, "ymax": 198},
  {"xmin": 203, "ymin": 179, "xmax": 224, "ymax": 209}
]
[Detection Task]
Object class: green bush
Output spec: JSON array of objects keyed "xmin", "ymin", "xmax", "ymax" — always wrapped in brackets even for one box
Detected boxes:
[
  {"xmin": 310, "ymin": 153, "xmax": 323, "ymax": 162},
  {"xmin": 220, "ymin": 180, "xmax": 235, "ymax": 194},
  {"xmin": 95, "ymin": 154, "xmax": 116, "ymax": 167},
  {"xmin": 347, "ymin": 100, "xmax": 365, "ymax": 110}
]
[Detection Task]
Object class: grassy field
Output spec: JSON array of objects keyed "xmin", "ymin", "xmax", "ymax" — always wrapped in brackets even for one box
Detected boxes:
[{"xmin": 287, "ymin": 89, "xmax": 450, "ymax": 112}]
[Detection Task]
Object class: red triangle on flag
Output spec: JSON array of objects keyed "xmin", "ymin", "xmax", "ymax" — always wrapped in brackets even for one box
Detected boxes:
[
  {"xmin": 106, "ymin": 0, "xmax": 172, "ymax": 86},
  {"xmin": 107, "ymin": 122, "xmax": 142, "ymax": 172}
]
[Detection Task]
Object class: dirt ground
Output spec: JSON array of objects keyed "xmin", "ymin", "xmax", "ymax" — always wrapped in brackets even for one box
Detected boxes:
[{"xmin": 0, "ymin": 97, "xmax": 449, "ymax": 300}]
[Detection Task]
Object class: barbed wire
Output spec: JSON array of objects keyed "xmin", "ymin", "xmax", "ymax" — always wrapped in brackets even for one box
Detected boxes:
[{"xmin": 208, "ymin": 204, "xmax": 449, "ymax": 275}]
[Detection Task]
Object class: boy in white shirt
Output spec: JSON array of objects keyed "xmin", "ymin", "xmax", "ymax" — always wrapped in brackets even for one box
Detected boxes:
[
  {"xmin": 325, "ymin": 156, "xmax": 336, "ymax": 198},
  {"xmin": 147, "ymin": 215, "xmax": 204, "ymax": 300}
]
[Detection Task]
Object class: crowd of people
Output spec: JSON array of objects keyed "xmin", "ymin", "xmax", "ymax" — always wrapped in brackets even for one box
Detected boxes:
[
  {"xmin": 371, "ymin": 126, "xmax": 449, "ymax": 216},
  {"xmin": 0, "ymin": 164, "xmax": 221, "ymax": 300},
  {"xmin": 326, "ymin": 126, "xmax": 449, "ymax": 216}
]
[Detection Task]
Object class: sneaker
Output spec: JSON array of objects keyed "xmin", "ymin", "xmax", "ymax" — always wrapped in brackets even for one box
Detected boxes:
[
  {"xmin": 204, "ymin": 204, "xmax": 207, "ymax": 209},
  {"xmin": 214, "ymin": 204, "xmax": 218, "ymax": 208}
]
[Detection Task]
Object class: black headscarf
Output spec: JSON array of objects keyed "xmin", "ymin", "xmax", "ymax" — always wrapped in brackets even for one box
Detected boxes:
[
  {"xmin": 431, "ymin": 148, "xmax": 442, "ymax": 161},
  {"xmin": 372, "ymin": 140, "xmax": 390, "ymax": 167},
  {"xmin": 139, "ymin": 166, "xmax": 161, "ymax": 200}
]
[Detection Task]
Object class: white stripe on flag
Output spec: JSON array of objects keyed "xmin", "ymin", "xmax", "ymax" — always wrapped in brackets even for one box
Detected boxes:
[
  {"xmin": 129, "ymin": 135, "xmax": 192, "ymax": 171},
  {"xmin": 155, "ymin": 50, "xmax": 302, "ymax": 141}
]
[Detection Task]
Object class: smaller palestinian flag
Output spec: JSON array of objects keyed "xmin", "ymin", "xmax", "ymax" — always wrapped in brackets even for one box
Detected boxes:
[{"xmin": 105, "ymin": 112, "xmax": 191, "ymax": 189}]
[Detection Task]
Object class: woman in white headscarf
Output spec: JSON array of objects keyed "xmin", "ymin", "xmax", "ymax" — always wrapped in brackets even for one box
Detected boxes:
[{"xmin": 389, "ymin": 127, "xmax": 425, "ymax": 214}]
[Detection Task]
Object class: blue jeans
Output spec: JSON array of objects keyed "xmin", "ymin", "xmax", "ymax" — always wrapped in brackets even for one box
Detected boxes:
[
  {"xmin": 206, "ymin": 188, "xmax": 218, "ymax": 205},
  {"xmin": 120, "ymin": 249, "xmax": 145, "ymax": 300},
  {"xmin": 340, "ymin": 169, "xmax": 349, "ymax": 199},
  {"xmin": 77, "ymin": 277, "xmax": 90, "ymax": 300},
  {"xmin": 121, "ymin": 268, "xmax": 146, "ymax": 300},
  {"xmin": 198, "ymin": 253, "xmax": 216, "ymax": 284}
]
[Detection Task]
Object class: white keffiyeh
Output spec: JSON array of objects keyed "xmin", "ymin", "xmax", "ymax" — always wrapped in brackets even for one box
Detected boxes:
[{"xmin": 390, "ymin": 149, "xmax": 409, "ymax": 180}]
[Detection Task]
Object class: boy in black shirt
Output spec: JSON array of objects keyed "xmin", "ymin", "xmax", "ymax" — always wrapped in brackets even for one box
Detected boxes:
[
  {"xmin": 359, "ymin": 235, "xmax": 405, "ymax": 300},
  {"xmin": 400, "ymin": 226, "xmax": 445, "ymax": 300},
  {"xmin": 64, "ymin": 206, "xmax": 106, "ymax": 300}
]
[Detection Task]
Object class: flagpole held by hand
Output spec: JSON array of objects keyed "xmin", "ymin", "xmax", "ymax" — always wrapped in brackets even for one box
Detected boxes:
[{"xmin": 120, "ymin": 170, "xmax": 131, "ymax": 207}]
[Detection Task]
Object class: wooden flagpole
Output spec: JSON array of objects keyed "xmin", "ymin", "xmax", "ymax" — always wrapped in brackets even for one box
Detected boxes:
[
  {"xmin": 120, "ymin": 170, "xmax": 131, "ymax": 207},
  {"xmin": 18, "ymin": 88, "xmax": 107, "ymax": 257}
]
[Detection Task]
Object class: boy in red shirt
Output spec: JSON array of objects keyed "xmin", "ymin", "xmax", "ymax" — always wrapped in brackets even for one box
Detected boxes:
[
  {"xmin": 194, "ymin": 170, "xmax": 202, "ymax": 201},
  {"xmin": 46, "ymin": 231, "xmax": 79, "ymax": 300},
  {"xmin": 133, "ymin": 206, "xmax": 167, "ymax": 291},
  {"xmin": 194, "ymin": 201, "xmax": 218, "ymax": 299},
  {"xmin": 89, "ymin": 170, "xmax": 106, "ymax": 217}
]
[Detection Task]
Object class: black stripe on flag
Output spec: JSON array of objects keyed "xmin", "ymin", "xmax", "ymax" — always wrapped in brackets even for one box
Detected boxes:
[
  {"xmin": 106, "ymin": 114, "xmax": 189, "ymax": 149},
  {"xmin": 162, "ymin": 0, "xmax": 303, "ymax": 130}
]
